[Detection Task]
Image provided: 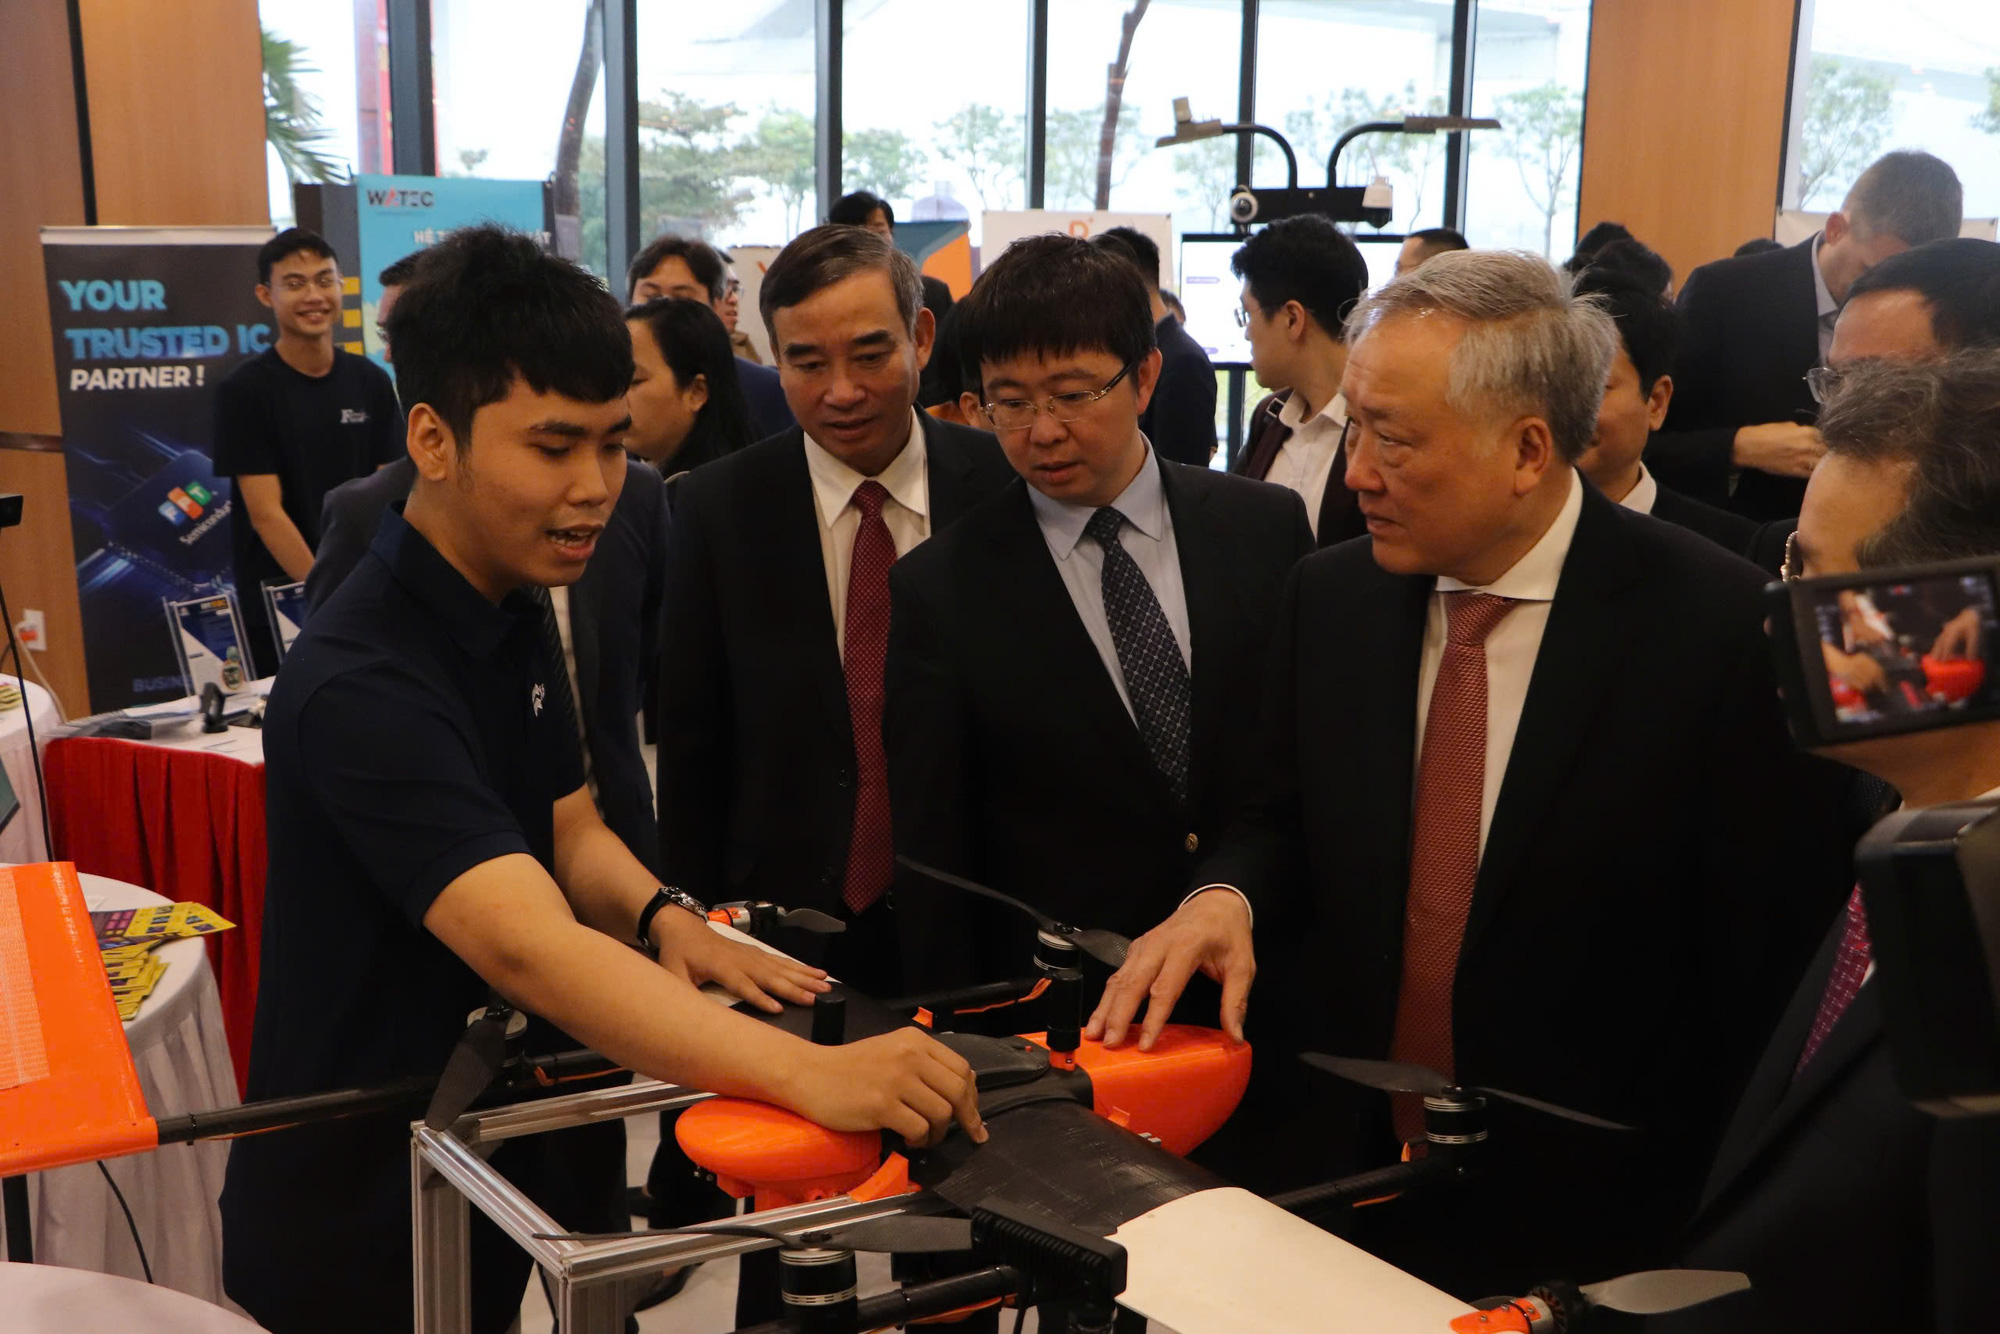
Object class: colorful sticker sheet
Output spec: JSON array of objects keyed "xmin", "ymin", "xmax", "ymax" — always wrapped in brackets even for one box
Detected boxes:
[{"xmin": 90, "ymin": 902, "xmax": 235, "ymax": 1021}]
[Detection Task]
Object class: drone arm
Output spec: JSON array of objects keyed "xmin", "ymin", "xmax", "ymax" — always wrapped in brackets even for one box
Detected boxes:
[
  {"xmin": 731, "ymin": 1265, "xmax": 1025, "ymax": 1334},
  {"xmin": 1266, "ymin": 1154, "xmax": 1458, "ymax": 1217}
]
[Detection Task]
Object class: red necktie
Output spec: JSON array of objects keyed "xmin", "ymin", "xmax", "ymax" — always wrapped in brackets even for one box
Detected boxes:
[
  {"xmin": 1391, "ymin": 592, "xmax": 1517, "ymax": 1144},
  {"xmin": 1795, "ymin": 886, "xmax": 1871, "ymax": 1075},
  {"xmin": 840, "ymin": 480, "xmax": 897, "ymax": 914}
]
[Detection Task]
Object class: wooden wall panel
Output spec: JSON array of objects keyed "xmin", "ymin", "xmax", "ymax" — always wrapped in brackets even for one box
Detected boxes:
[
  {"xmin": 0, "ymin": 2, "xmax": 88, "ymax": 438},
  {"xmin": 77, "ymin": 0, "xmax": 268, "ymax": 227},
  {"xmin": 1579, "ymin": 0, "xmax": 1800, "ymax": 284},
  {"xmin": 0, "ymin": 449, "xmax": 92, "ymax": 719}
]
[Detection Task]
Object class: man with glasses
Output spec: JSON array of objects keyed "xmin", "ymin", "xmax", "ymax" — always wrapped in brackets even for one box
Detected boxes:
[
  {"xmin": 884, "ymin": 234, "xmax": 1311, "ymax": 1055},
  {"xmin": 214, "ymin": 228, "xmax": 402, "ymax": 676}
]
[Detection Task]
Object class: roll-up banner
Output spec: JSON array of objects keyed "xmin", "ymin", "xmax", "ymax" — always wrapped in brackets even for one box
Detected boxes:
[{"xmin": 41, "ymin": 226, "xmax": 274, "ymax": 712}]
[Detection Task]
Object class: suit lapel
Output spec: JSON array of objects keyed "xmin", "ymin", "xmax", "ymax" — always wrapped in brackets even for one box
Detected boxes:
[
  {"xmin": 1163, "ymin": 465, "xmax": 1234, "ymax": 815},
  {"xmin": 1462, "ymin": 488, "xmax": 1645, "ymax": 955},
  {"xmin": 1783, "ymin": 239, "xmax": 1825, "ymax": 384},
  {"xmin": 921, "ymin": 413, "xmax": 982, "ymax": 528},
  {"xmin": 762, "ymin": 433, "xmax": 853, "ymax": 749}
]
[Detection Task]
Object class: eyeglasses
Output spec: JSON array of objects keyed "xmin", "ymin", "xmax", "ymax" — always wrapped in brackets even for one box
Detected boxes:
[
  {"xmin": 1234, "ymin": 306, "xmax": 1251, "ymax": 329},
  {"xmin": 1781, "ymin": 528, "xmax": 1802, "ymax": 582},
  {"xmin": 980, "ymin": 362, "xmax": 1137, "ymax": 433},
  {"xmin": 1804, "ymin": 366, "xmax": 1841, "ymax": 406}
]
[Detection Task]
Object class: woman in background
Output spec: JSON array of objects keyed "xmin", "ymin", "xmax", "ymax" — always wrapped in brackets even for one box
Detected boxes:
[{"xmin": 624, "ymin": 296, "xmax": 756, "ymax": 477}]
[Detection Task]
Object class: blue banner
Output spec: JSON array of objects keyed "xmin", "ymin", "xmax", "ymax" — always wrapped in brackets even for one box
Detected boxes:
[{"xmin": 43, "ymin": 226, "xmax": 274, "ymax": 711}]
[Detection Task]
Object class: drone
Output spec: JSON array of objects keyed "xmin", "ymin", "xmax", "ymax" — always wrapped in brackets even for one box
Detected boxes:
[{"xmin": 2, "ymin": 858, "xmax": 1749, "ymax": 1333}]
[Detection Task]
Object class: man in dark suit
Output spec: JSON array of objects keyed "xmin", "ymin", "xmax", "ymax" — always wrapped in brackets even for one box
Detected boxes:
[
  {"xmin": 1167, "ymin": 251, "xmax": 1850, "ymax": 1297},
  {"xmin": 1227, "ymin": 215, "xmax": 1371, "ymax": 546},
  {"xmin": 656, "ymin": 225, "xmax": 1014, "ymax": 997},
  {"xmin": 1090, "ymin": 226, "xmax": 1217, "ymax": 468},
  {"xmin": 1569, "ymin": 265, "xmax": 1762, "ymax": 560},
  {"xmin": 1649, "ymin": 150, "xmax": 1961, "ymax": 520},
  {"xmin": 885, "ymin": 234, "xmax": 1309, "ymax": 1037},
  {"xmin": 1652, "ymin": 352, "xmax": 2000, "ymax": 1334},
  {"xmin": 630, "ymin": 233, "xmax": 795, "ymax": 441}
]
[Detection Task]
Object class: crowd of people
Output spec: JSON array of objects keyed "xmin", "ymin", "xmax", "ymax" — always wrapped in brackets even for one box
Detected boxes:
[{"xmin": 202, "ymin": 160, "xmax": 2000, "ymax": 1333}]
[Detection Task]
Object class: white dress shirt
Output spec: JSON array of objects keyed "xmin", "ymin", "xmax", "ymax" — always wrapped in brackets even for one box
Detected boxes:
[
  {"xmin": 803, "ymin": 410, "xmax": 930, "ymax": 657},
  {"xmin": 1025, "ymin": 439, "xmax": 1191, "ymax": 722},
  {"xmin": 1811, "ymin": 234, "xmax": 1839, "ymax": 365},
  {"xmin": 1266, "ymin": 391, "xmax": 1349, "ymax": 537},
  {"xmin": 1620, "ymin": 463, "xmax": 1659, "ymax": 515},
  {"xmin": 1415, "ymin": 470, "xmax": 1585, "ymax": 857}
]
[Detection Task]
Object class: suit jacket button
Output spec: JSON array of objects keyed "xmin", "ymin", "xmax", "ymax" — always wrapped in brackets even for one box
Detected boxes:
[{"xmin": 1184, "ymin": 833, "xmax": 1199, "ymax": 853}]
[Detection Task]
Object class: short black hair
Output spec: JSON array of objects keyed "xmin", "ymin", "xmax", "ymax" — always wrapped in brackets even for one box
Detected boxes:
[
  {"xmin": 1100, "ymin": 226, "xmax": 1161, "ymax": 287},
  {"xmin": 828, "ymin": 191, "xmax": 893, "ymax": 229},
  {"xmin": 1570, "ymin": 221, "xmax": 1634, "ymax": 262},
  {"xmin": 377, "ymin": 250, "xmax": 424, "ymax": 288},
  {"xmin": 760, "ymin": 225, "xmax": 923, "ymax": 348},
  {"xmin": 1846, "ymin": 237, "xmax": 2000, "ymax": 350},
  {"xmin": 258, "ymin": 227, "xmax": 338, "ymax": 286},
  {"xmin": 1572, "ymin": 265, "xmax": 1680, "ymax": 392},
  {"xmin": 1230, "ymin": 214, "xmax": 1369, "ymax": 334},
  {"xmin": 627, "ymin": 233, "xmax": 726, "ymax": 303},
  {"xmin": 1407, "ymin": 226, "xmax": 1468, "ymax": 253},
  {"xmin": 1734, "ymin": 237, "xmax": 1784, "ymax": 258},
  {"xmin": 1566, "ymin": 235, "xmax": 1673, "ymax": 296},
  {"xmin": 923, "ymin": 302, "xmax": 972, "ymax": 409},
  {"xmin": 387, "ymin": 224, "xmax": 632, "ymax": 450},
  {"xmin": 625, "ymin": 297, "xmax": 756, "ymax": 468},
  {"xmin": 1844, "ymin": 149, "xmax": 1962, "ymax": 247},
  {"xmin": 956, "ymin": 233, "xmax": 1155, "ymax": 394}
]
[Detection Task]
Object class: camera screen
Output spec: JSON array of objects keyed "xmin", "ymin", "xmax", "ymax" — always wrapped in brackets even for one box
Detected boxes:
[{"xmin": 1808, "ymin": 569, "xmax": 1999, "ymax": 731}]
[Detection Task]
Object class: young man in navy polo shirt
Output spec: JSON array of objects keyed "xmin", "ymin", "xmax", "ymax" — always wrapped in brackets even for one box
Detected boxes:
[{"xmin": 220, "ymin": 226, "xmax": 984, "ymax": 1334}]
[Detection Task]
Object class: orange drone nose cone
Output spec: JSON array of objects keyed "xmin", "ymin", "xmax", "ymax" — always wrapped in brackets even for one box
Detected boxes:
[
  {"xmin": 1022, "ymin": 1024, "xmax": 1251, "ymax": 1156},
  {"xmin": 676, "ymin": 1097, "xmax": 882, "ymax": 1207},
  {"xmin": 1450, "ymin": 1308, "xmax": 1533, "ymax": 1334}
]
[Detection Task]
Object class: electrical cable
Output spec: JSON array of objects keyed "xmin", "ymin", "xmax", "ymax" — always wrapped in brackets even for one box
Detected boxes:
[
  {"xmin": 1011, "ymin": 1303, "xmax": 1027, "ymax": 1334},
  {"xmin": 0, "ymin": 582, "xmax": 55, "ymax": 862},
  {"xmin": 95, "ymin": 1161, "xmax": 153, "ymax": 1284}
]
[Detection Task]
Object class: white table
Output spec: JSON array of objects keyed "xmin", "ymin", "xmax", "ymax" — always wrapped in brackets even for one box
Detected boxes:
[
  {"xmin": 0, "ymin": 1261, "xmax": 268, "ymax": 1333},
  {"xmin": 110, "ymin": 681, "xmax": 269, "ymax": 765},
  {"xmin": 0, "ymin": 873, "xmax": 241, "ymax": 1308},
  {"xmin": 0, "ymin": 679, "xmax": 63, "ymax": 863}
]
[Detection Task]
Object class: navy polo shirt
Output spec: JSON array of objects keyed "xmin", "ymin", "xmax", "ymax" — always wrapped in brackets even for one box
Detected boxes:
[{"xmin": 221, "ymin": 505, "xmax": 585, "ymax": 1334}]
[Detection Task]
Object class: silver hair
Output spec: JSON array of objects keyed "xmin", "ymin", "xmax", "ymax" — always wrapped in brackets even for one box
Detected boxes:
[{"xmin": 1344, "ymin": 249, "xmax": 1617, "ymax": 461}]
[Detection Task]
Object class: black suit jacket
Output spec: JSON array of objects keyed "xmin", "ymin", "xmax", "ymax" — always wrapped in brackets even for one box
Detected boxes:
[
  {"xmin": 1143, "ymin": 315, "xmax": 1219, "ymax": 467},
  {"xmin": 307, "ymin": 455, "xmax": 669, "ymax": 872},
  {"xmin": 884, "ymin": 462, "xmax": 1313, "ymax": 994},
  {"xmin": 1650, "ymin": 238, "xmax": 1821, "ymax": 520},
  {"xmin": 1651, "ymin": 916, "xmax": 2000, "ymax": 1334},
  {"xmin": 1650, "ymin": 479, "xmax": 1761, "ymax": 561},
  {"xmin": 655, "ymin": 414, "xmax": 1015, "ymax": 917},
  {"xmin": 1197, "ymin": 484, "xmax": 1852, "ymax": 1296},
  {"xmin": 736, "ymin": 356, "xmax": 797, "ymax": 441},
  {"xmin": 1231, "ymin": 390, "xmax": 1367, "ymax": 547}
]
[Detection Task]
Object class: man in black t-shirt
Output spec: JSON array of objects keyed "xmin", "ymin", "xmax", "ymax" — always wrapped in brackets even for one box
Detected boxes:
[
  {"xmin": 219, "ymin": 226, "xmax": 984, "ymax": 1334},
  {"xmin": 212, "ymin": 228, "xmax": 402, "ymax": 675}
]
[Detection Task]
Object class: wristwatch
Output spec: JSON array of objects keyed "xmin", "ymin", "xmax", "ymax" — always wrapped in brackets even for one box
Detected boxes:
[{"xmin": 636, "ymin": 885, "xmax": 708, "ymax": 956}]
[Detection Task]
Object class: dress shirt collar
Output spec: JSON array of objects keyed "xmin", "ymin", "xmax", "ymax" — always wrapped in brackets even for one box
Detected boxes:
[
  {"xmin": 1436, "ymin": 468, "xmax": 1584, "ymax": 603},
  {"xmin": 1028, "ymin": 436, "xmax": 1166, "ymax": 560},
  {"xmin": 1276, "ymin": 389, "xmax": 1347, "ymax": 433},
  {"xmin": 1811, "ymin": 233, "xmax": 1839, "ymax": 319},
  {"xmin": 803, "ymin": 409, "xmax": 928, "ymax": 526},
  {"xmin": 372, "ymin": 501, "xmax": 537, "ymax": 659},
  {"xmin": 1620, "ymin": 462, "xmax": 1659, "ymax": 516}
]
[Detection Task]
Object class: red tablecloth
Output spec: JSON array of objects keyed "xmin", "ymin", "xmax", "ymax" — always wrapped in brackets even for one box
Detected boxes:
[{"xmin": 45, "ymin": 737, "xmax": 264, "ymax": 1096}]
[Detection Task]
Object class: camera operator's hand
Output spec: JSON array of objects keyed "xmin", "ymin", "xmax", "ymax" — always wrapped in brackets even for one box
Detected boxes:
[
  {"xmin": 1733, "ymin": 422, "xmax": 1826, "ymax": 478},
  {"xmin": 1087, "ymin": 888, "xmax": 1254, "ymax": 1051},
  {"xmin": 782, "ymin": 1029, "xmax": 987, "ymax": 1149},
  {"xmin": 1825, "ymin": 642, "xmax": 1888, "ymax": 696},
  {"xmin": 1932, "ymin": 606, "xmax": 1984, "ymax": 662}
]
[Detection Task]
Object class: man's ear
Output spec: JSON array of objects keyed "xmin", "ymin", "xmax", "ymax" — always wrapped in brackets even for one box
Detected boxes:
[
  {"xmin": 1131, "ymin": 347, "xmax": 1165, "ymax": 417},
  {"xmin": 687, "ymin": 371, "xmax": 710, "ymax": 414},
  {"xmin": 255, "ymin": 284, "xmax": 274, "ymax": 311},
  {"xmin": 1824, "ymin": 211, "xmax": 1850, "ymax": 248},
  {"xmin": 1511, "ymin": 415, "xmax": 1559, "ymax": 496},
  {"xmin": 1646, "ymin": 373, "xmax": 1674, "ymax": 431},
  {"xmin": 1284, "ymin": 300, "xmax": 1312, "ymax": 345},
  {"xmin": 910, "ymin": 305, "xmax": 937, "ymax": 373},
  {"xmin": 406, "ymin": 403, "xmax": 457, "ymax": 482}
]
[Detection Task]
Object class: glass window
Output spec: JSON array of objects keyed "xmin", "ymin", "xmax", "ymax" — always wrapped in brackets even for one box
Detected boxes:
[
  {"xmin": 1465, "ymin": 0, "xmax": 1590, "ymax": 260},
  {"xmin": 632, "ymin": 4, "xmax": 817, "ymax": 255},
  {"xmin": 432, "ymin": 0, "xmax": 607, "ymax": 277},
  {"xmin": 1252, "ymin": 1, "xmax": 1457, "ymax": 239},
  {"xmin": 260, "ymin": 0, "xmax": 389, "ymax": 226},
  {"xmin": 1046, "ymin": 1, "xmax": 1242, "ymax": 228},
  {"xmin": 1785, "ymin": 1, "xmax": 2000, "ymax": 221},
  {"xmin": 844, "ymin": 1, "xmax": 1029, "ymax": 247}
]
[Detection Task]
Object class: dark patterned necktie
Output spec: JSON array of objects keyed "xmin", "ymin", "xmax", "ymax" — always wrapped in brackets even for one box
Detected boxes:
[
  {"xmin": 840, "ymin": 481, "xmax": 897, "ymax": 914},
  {"xmin": 1084, "ymin": 506, "xmax": 1190, "ymax": 805},
  {"xmin": 1795, "ymin": 886, "xmax": 1871, "ymax": 1076}
]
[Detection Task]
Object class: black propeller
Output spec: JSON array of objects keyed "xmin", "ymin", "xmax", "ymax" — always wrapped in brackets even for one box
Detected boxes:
[
  {"xmin": 1298, "ymin": 1054, "xmax": 1635, "ymax": 1132},
  {"xmin": 423, "ymin": 1003, "xmax": 526, "ymax": 1131},
  {"xmin": 535, "ymin": 1213, "xmax": 974, "ymax": 1255},
  {"xmin": 775, "ymin": 907, "xmax": 846, "ymax": 934},
  {"xmin": 896, "ymin": 856, "xmax": 1132, "ymax": 970},
  {"xmin": 1575, "ymin": 1269, "xmax": 1750, "ymax": 1315}
]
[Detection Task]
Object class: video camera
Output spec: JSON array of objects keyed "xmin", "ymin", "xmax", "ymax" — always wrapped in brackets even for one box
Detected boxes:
[{"xmin": 1767, "ymin": 557, "xmax": 2000, "ymax": 1113}]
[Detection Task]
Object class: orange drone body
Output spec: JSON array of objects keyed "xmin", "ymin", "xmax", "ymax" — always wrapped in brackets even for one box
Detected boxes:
[{"xmin": 676, "ymin": 1024, "xmax": 1251, "ymax": 1209}]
